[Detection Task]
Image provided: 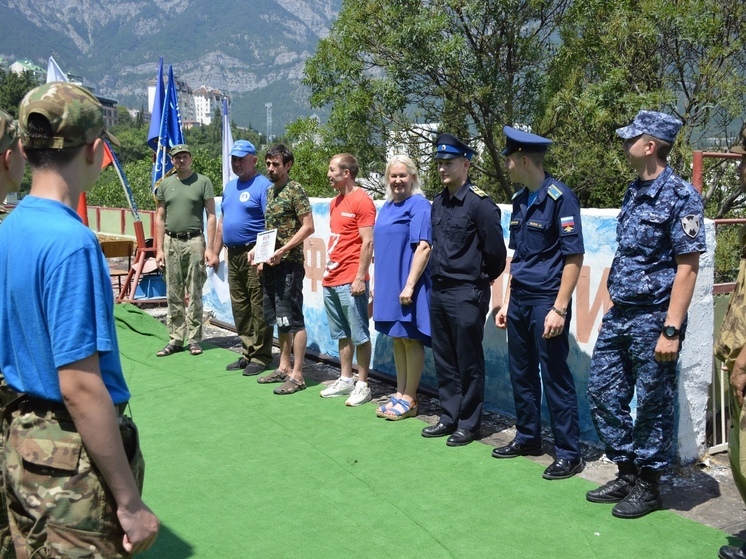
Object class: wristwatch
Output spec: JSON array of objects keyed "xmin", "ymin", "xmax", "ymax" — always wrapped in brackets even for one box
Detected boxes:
[{"xmin": 662, "ymin": 325, "xmax": 680, "ymax": 339}]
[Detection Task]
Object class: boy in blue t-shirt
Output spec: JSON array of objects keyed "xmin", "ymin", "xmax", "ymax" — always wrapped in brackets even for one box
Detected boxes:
[{"xmin": 0, "ymin": 82, "xmax": 159, "ymax": 557}]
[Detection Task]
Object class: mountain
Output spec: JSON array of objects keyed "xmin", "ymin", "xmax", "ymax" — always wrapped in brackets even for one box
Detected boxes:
[{"xmin": 0, "ymin": 0, "xmax": 342, "ymax": 133}]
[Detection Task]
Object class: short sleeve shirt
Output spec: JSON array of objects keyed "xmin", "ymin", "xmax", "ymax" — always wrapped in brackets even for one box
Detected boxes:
[
  {"xmin": 607, "ymin": 166, "xmax": 707, "ymax": 307},
  {"xmin": 0, "ymin": 197, "xmax": 130, "ymax": 404},
  {"xmin": 221, "ymin": 173, "xmax": 272, "ymax": 246},
  {"xmin": 323, "ymin": 187, "xmax": 376, "ymax": 287},
  {"xmin": 508, "ymin": 174, "xmax": 584, "ymax": 303},
  {"xmin": 265, "ymin": 179, "xmax": 312, "ymax": 263},
  {"xmin": 156, "ymin": 172, "xmax": 214, "ymax": 233}
]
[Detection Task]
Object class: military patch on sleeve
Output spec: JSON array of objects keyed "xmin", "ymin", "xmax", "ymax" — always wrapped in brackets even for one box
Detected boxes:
[
  {"xmin": 560, "ymin": 216, "xmax": 576, "ymax": 234},
  {"xmin": 470, "ymin": 185, "xmax": 488, "ymax": 198},
  {"xmin": 680, "ymin": 214, "xmax": 701, "ymax": 238},
  {"xmin": 547, "ymin": 184, "xmax": 563, "ymax": 200}
]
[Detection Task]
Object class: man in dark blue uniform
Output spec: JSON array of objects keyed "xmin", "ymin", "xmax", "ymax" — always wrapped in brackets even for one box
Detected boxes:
[
  {"xmin": 586, "ymin": 110, "xmax": 706, "ymax": 519},
  {"xmin": 422, "ymin": 133, "xmax": 506, "ymax": 446},
  {"xmin": 493, "ymin": 127, "xmax": 585, "ymax": 480}
]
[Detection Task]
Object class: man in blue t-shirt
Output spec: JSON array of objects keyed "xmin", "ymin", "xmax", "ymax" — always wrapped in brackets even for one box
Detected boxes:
[
  {"xmin": 213, "ymin": 140, "xmax": 274, "ymax": 376},
  {"xmin": 0, "ymin": 82, "xmax": 159, "ymax": 557}
]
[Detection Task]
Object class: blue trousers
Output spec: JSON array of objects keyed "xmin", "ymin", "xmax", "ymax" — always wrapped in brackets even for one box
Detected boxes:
[
  {"xmin": 507, "ymin": 299, "xmax": 581, "ymax": 461},
  {"xmin": 587, "ymin": 306, "xmax": 680, "ymax": 471}
]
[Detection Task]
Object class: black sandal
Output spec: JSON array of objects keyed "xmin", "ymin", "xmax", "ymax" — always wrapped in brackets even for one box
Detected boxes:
[
  {"xmin": 157, "ymin": 343, "xmax": 184, "ymax": 357},
  {"xmin": 188, "ymin": 343, "xmax": 203, "ymax": 356}
]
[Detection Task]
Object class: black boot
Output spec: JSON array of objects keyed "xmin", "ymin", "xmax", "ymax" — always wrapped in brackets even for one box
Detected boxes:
[
  {"xmin": 611, "ymin": 468, "xmax": 662, "ymax": 519},
  {"xmin": 719, "ymin": 544, "xmax": 746, "ymax": 559},
  {"xmin": 586, "ymin": 461, "xmax": 637, "ymax": 503}
]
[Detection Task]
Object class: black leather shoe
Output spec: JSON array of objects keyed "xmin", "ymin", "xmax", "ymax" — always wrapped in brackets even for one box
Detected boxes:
[
  {"xmin": 421, "ymin": 422, "xmax": 456, "ymax": 438},
  {"xmin": 611, "ymin": 479, "xmax": 662, "ymax": 518},
  {"xmin": 226, "ymin": 357, "xmax": 249, "ymax": 371},
  {"xmin": 586, "ymin": 474, "xmax": 637, "ymax": 503},
  {"xmin": 446, "ymin": 429, "xmax": 475, "ymax": 447},
  {"xmin": 719, "ymin": 545, "xmax": 746, "ymax": 559},
  {"xmin": 542, "ymin": 458, "xmax": 585, "ymax": 480},
  {"xmin": 491, "ymin": 439, "xmax": 542, "ymax": 459}
]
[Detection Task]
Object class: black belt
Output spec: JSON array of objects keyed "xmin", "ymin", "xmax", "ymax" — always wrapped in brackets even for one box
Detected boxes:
[
  {"xmin": 166, "ymin": 229, "xmax": 202, "ymax": 240},
  {"xmin": 20, "ymin": 396, "xmax": 127, "ymax": 417},
  {"xmin": 226, "ymin": 241, "xmax": 256, "ymax": 252}
]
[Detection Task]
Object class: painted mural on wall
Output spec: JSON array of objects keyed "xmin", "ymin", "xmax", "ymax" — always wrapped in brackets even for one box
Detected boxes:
[{"xmin": 204, "ymin": 198, "xmax": 715, "ymax": 460}]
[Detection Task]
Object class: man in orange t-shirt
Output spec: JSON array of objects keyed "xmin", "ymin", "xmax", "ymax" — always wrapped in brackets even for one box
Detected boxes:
[{"xmin": 320, "ymin": 153, "xmax": 377, "ymax": 407}]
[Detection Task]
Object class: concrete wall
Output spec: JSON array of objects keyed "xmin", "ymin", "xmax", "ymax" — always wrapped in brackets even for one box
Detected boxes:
[{"xmin": 203, "ymin": 198, "xmax": 716, "ymax": 463}]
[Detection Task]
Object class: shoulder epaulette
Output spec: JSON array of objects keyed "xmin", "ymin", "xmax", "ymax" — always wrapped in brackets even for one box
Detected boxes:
[
  {"xmin": 511, "ymin": 187, "xmax": 525, "ymax": 201},
  {"xmin": 470, "ymin": 185, "xmax": 488, "ymax": 198},
  {"xmin": 547, "ymin": 184, "xmax": 563, "ymax": 201}
]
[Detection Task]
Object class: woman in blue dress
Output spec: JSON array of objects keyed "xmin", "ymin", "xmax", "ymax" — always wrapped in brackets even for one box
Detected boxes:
[{"xmin": 373, "ymin": 155, "xmax": 432, "ymax": 420}]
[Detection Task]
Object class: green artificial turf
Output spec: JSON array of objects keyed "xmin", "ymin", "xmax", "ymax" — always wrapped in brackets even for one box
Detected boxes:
[{"xmin": 114, "ymin": 304, "xmax": 736, "ymax": 558}]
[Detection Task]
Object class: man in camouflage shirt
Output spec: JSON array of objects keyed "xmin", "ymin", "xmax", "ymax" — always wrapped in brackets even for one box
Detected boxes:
[{"xmin": 253, "ymin": 144, "xmax": 314, "ymax": 394}]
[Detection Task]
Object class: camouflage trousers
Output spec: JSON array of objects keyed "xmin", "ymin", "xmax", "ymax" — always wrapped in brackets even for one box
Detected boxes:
[
  {"xmin": 587, "ymin": 306, "xmax": 680, "ymax": 471},
  {"xmin": 0, "ymin": 376, "xmax": 18, "ymax": 559},
  {"xmin": 4, "ymin": 400, "xmax": 144, "ymax": 559},
  {"xmin": 227, "ymin": 246, "xmax": 272, "ymax": 365},
  {"xmin": 164, "ymin": 235, "xmax": 207, "ymax": 345}
]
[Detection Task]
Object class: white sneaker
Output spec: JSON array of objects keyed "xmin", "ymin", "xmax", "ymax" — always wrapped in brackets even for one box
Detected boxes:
[
  {"xmin": 320, "ymin": 378, "xmax": 354, "ymax": 398},
  {"xmin": 345, "ymin": 382, "xmax": 372, "ymax": 407}
]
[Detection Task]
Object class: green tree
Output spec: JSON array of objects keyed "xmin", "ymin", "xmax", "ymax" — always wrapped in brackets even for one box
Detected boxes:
[
  {"xmin": 304, "ymin": 0, "xmax": 570, "ymax": 202},
  {"xmin": 0, "ymin": 69, "xmax": 39, "ymax": 117},
  {"xmin": 541, "ymin": 0, "xmax": 746, "ymax": 209},
  {"xmin": 284, "ymin": 117, "xmax": 339, "ymax": 198}
]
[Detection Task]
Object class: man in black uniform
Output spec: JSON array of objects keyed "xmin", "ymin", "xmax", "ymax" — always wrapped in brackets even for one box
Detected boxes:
[{"xmin": 422, "ymin": 133, "xmax": 506, "ymax": 446}]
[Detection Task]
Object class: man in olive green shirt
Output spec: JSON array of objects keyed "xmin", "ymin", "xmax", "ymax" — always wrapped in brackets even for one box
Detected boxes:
[{"xmin": 155, "ymin": 144, "xmax": 217, "ymax": 356}]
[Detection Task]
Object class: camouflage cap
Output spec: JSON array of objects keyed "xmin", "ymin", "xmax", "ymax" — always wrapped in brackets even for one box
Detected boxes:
[
  {"xmin": 730, "ymin": 122, "xmax": 746, "ymax": 155},
  {"xmin": 0, "ymin": 109, "xmax": 18, "ymax": 153},
  {"xmin": 616, "ymin": 110, "xmax": 682, "ymax": 144},
  {"xmin": 19, "ymin": 81, "xmax": 119, "ymax": 150},
  {"xmin": 170, "ymin": 144, "xmax": 190, "ymax": 156}
]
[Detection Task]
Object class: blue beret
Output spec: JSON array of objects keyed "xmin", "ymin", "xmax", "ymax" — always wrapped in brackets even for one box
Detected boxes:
[
  {"xmin": 501, "ymin": 126, "xmax": 552, "ymax": 156},
  {"xmin": 434, "ymin": 133, "xmax": 475, "ymax": 160},
  {"xmin": 230, "ymin": 139, "xmax": 257, "ymax": 157},
  {"xmin": 616, "ymin": 110, "xmax": 682, "ymax": 144}
]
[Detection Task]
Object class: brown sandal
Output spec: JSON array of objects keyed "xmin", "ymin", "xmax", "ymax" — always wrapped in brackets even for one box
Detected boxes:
[
  {"xmin": 157, "ymin": 343, "xmax": 183, "ymax": 357},
  {"xmin": 257, "ymin": 370, "xmax": 289, "ymax": 384},
  {"xmin": 274, "ymin": 377, "xmax": 307, "ymax": 395}
]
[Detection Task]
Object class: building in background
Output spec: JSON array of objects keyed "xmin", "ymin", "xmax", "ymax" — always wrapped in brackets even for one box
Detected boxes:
[{"xmin": 194, "ymin": 86, "xmax": 228, "ymax": 125}]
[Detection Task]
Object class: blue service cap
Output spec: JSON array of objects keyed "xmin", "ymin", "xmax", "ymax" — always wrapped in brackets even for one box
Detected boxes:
[
  {"xmin": 230, "ymin": 139, "xmax": 257, "ymax": 157},
  {"xmin": 501, "ymin": 126, "xmax": 552, "ymax": 156},
  {"xmin": 434, "ymin": 133, "xmax": 476, "ymax": 160},
  {"xmin": 616, "ymin": 110, "xmax": 682, "ymax": 144}
]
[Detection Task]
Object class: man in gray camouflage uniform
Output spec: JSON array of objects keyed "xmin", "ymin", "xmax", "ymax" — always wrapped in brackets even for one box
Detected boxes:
[
  {"xmin": 0, "ymin": 82, "xmax": 159, "ymax": 558},
  {"xmin": 586, "ymin": 110, "xmax": 706, "ymax": 519}
]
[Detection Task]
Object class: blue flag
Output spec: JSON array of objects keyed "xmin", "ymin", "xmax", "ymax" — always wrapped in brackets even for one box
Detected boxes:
[
  {"xmin": 147, "ymin": 57, "xmax": 164, "ymax": 151},
  {"xmin": 152, "ymin": 64, "xmax": 185, "ymax": 189}
]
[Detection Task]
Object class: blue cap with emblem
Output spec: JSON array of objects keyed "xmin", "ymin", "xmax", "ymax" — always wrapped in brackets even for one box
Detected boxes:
[
  {"xmin": 501, "ymin": 126, "xmax": 552, "ymax": 156},
  {"xmin": 616, "ymin": 110, "xmax": 682, "ymax": 144},
  {"xmin": 434, "ymin": 133, "xmax": 476, "ymax": 160},
  {"xmin": 230, "ymin": 139, "xmax": 257, "ymax": 157}
]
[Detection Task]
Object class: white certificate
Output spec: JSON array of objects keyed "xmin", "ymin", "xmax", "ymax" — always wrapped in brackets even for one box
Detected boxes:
[{"xmin": 254, "ymin": 229, "xmax": 277, "ymax": 264}]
